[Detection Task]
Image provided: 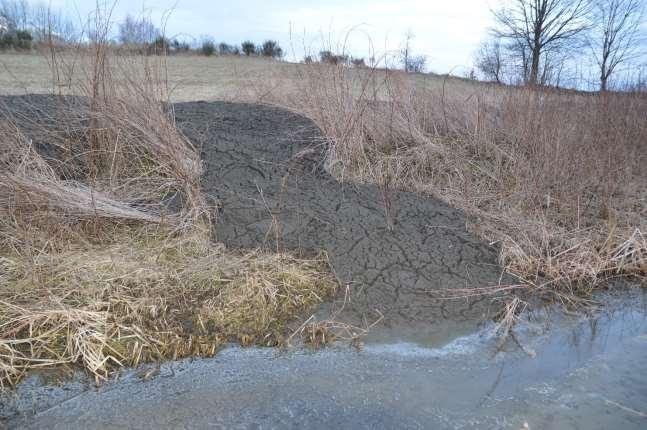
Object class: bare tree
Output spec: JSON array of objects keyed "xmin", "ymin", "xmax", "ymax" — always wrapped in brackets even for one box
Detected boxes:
[
  {"xmin": 30, "ymin": 4, "xmax": 78, "ymax": 43},
  {"xmin": 0, "ymin": 15, "xmax": 8, "ymax": 34},
  {"xmin": 399, "ymin": 29, "xmax": 427, "ymax": 72},
  {"xmin": 118, "ymin": 14, "xmax": 159, "ymax": 46},
  {"xmin": 401, "ymin": 29, "xmax": 414, "ymax": 72},
  {"xmin": 475, "ymin": 38, "xmax": 505, "ymax": 82},
  {"xmin": 492, "ymin": 0, "xmax": 592, "ymax": 85},
  {"xmin": 0, "ymin": 0, "xmax": 29, "ymax": 31},
  {"xmin": 407, "ymin": 55, "xmax": 427, "ymax": 73},
  {"xmin": 588, "ymin": 0, "xmax": 646, "ymax": 91}
]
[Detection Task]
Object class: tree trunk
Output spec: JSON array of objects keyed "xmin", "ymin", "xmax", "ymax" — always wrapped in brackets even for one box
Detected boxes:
[
  {"xmin": 600, "ymin": 55, "xmax": 609, "ymax": 92},
  {"xmin": 529, "ymin": 44, "xmax": 541, "ymax": 86}
]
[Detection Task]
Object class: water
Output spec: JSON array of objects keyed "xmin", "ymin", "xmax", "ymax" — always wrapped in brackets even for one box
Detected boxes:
[{"xmin": 2, "ymin": 289, "xmax": 646, "ymax": 429}]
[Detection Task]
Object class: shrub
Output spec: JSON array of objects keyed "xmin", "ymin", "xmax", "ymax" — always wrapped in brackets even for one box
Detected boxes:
[
  {"xmin": 171, "ymin": 39, "xmax": 191, "ymax": 53},
  {"xmin": 261, "ymin": 40, "xmax": 283, "ymax": 59},
  {"xmin": 147, "ymin": 36, "xmax": 169, "ymax": 55},
  {"xmin": 0, "ymin": 33, "xmax": 14, "ymax": 50},
  {"xmin": 404, "ymin": 54, "xmax": 426, "ymax": 73},
  {"xmin": 319, "ymin": 50, "xmax": 348, "ymax": 65},
  {"xmin": 263, "ymin": 62, "xmax": 647, "ymax": 300},
  {"xmin": 218, "ymin": 42, "xmax": 237, "ymax": 55},
  {"xmin": 351, "ymin": 57, "xmax": 366, "ymax": 67},
  {"xmin": 241, "ymin": 40, "xmax": 256, "ymax": 56},
  {"xmin": 14, "ymin": 30, "xmax": 32, "ymax": 50},
  {"xmin": 201, "ymin": 40, "xmax": 216, "ymax": 56}
]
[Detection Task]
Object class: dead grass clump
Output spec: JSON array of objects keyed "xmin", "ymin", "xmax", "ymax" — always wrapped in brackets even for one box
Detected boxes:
[
  {"xmin": 0, "ymin": 229, "xmax": 337, "ymax": 387},
  {"xmin": 0, "ymin": 121, "xmax": 162, "ymax": 227},
  {"xmin": 260, "ymin": 60, "xmax": 647, "ymax": 298},
  {"xmin": 288, "ymin": 287, "xmax": 384, "ymax": 349}
]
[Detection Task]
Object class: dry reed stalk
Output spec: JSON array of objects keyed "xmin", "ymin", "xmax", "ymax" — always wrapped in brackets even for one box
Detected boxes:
[
  {"xmin": 257, "ymin": 60, "xmax": 647, "ymax": 300},
  {"xmin": 287, "ymin": 285, "xmax": 384, "ymax": 349},
  {"xmin": 0, "ymin": 122, "xmax": 162, "ymax": 224}
]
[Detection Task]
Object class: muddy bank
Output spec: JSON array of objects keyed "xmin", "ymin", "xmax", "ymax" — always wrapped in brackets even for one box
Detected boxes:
[
  {"xmin": 3, "ymin": 290, "xmax": 645, "ymax": 429},
  {"xmin": 175, "ymin": 101, "xmax": 507, "ymax": 332},
  {"xmin": 2, "ymin": 95, "xmax": 509, "ymax": 336}
]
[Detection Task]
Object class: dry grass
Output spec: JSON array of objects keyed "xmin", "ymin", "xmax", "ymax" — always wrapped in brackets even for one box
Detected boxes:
[
  {"xmin": 254, "ymin": 61, "xmax": 647, "ymax": 299},
  {"xmin": 0, "ymin": 228, "xmax": 336, "ymax": 387},
  {"xmin": 1, "ymin": 48, "xmax": 645, "ymax": 380},
  {"xmin": 0, "ymin": 39, "xmax": 338, "ymax": 384},
  {"xmin": 0, "ymin": 52, "xmax": 297, "ymax": 102}
]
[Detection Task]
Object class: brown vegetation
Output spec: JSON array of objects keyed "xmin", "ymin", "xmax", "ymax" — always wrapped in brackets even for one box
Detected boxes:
[
  {"xmin": 258, "ymin": 61, "xmax": 646, "ymax": 301},
  {"xmin": 0, "ymin": 39, "xmax": 337, "ymax": 385},
  {"xmin": 0, "ymin": 46, "xmax": 645, "ymax": 385}
]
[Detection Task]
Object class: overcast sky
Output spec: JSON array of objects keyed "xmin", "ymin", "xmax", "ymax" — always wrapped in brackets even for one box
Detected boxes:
[{"xmin": 39, "ymin": 0, "xmax": 497, "ymax": 73}]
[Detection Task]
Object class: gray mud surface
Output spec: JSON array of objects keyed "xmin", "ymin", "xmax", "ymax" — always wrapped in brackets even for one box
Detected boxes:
[
  {"xmin": 175, "ymin": 101, "xmax": 506, "ymax": 332},
  {"xmin": 1, "ymin": 95, "xmax": 508, "ymax": 337}
]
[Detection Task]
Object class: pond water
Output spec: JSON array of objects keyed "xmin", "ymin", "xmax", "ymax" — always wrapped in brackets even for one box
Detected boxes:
[{"xmin": 3, "ymin": 289, "xmax": 646, "ymax": 429}]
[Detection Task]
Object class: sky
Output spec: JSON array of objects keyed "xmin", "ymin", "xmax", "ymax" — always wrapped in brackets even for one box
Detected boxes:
[{"xmin": 38, "ymin": 0, "xmax": 497, "ymax": 73}]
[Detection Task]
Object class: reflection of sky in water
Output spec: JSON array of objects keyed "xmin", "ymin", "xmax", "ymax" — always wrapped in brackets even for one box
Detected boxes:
[{"xmin": 4, "ymin": 290, "xmax": 646, "ymax": 429}]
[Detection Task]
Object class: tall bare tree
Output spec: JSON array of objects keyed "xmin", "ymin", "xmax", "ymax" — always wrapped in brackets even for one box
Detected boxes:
[
  {"xmin": 492, "ymin": 0, "xmax": 592, "ymax": 85},
  {"xmin": 401, "ymin": 29, "xmax": 414, "ymax": 72},
  {"xmin": 118, "ymin": 14, "xmax": 159, "ymax": 46},
  {"xmin": 588, "ymin": 0, "xmax": 646, "ymax": 91},
  {"xmin": 30, "ymin": 4, "xmax": 78, "ymax": 43},
  {"xmin": 399, "ymin": 30, "xmax": 427, "ymax": 73}
]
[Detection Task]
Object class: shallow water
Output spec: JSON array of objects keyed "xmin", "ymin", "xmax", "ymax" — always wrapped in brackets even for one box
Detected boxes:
[{"xmin": 3, "ymin": 289, "xmax": 646, "ymax": 429}]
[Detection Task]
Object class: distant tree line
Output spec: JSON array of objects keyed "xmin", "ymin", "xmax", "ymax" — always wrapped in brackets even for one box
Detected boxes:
[
  {"xmin": 308, "ymin": 31, "xmax": 427, "ymax": 72},
  {"xmin": 2, "ymin": 0, "xmax": 644, "ymax": 90},
  {"xmin": 0, "ymin": 1, "xmax": 285, "ymax": 60},
  {"xmin": 306, "ymin": 51, "xmax": 371, "ymax": 68},
  {"xmin": 117, "ymin": 16, "xmax": 284, "ymax": 58},
  {"xmin": 0, "ymin": 0, "xmax": 77, "ymax": 50},
  {"xmin": 198, "ymin": 38, "xmax": 283, "ymax": 59}
]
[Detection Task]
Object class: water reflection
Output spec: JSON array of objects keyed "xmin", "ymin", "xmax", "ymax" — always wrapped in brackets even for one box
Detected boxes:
[{"xmin": 3, "ymin": 290, "xmax": 646, "ymax": 430}]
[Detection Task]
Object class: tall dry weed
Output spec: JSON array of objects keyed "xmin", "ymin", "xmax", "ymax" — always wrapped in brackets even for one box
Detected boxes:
[
  {"xmin": 259, "ymin": 60, "xmax": 647, "ymax": 293},
  {"xmin": 0, "ymin": 12, "xmax": 341, "ymax": 386}
]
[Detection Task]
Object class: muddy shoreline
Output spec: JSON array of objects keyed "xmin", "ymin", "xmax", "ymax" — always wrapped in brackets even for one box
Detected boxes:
[
  {"xmin": 2, "ymin": 95, "xmax": 510, "ymax": 333},
  {"xmin": 1, "ymin": 95, "xmax": 646, "ymax": 429}
]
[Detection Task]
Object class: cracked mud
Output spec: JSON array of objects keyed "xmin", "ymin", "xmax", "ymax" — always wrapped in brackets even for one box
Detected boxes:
[
  {"xmin": 2, "ymin": 95, "xmax": 507, "ymax": 335},
  {"xmin": 175, "ymin": 101, "xmax": 506, "ymax": 331}
]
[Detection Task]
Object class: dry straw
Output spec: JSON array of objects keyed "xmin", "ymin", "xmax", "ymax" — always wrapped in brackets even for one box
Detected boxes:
[
  {"xmin": 0, "ymin": 17, "xmax": 339, "ymax": 386},
  {"xmin": 257, "ymin": 59, "xmax": 646, "ymax": 300}
]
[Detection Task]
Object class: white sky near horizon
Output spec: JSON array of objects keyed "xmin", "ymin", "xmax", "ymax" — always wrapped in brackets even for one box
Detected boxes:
[{"xmin": 35, "ymin": 0, "xmax": 498, "ymax": 73}]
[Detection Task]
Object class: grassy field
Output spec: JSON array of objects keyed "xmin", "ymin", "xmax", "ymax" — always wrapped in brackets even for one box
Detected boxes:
[
  {"xmin": 0, "ymin": 52, "xmax": 479, "ymax": 101},
  {"xmin": 0, "ymin": 53, "xmax": 300, "ymax": 101},
  {"xmin": 0, "ymin": 51, "xmax": 645, "ymax": 385}
]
